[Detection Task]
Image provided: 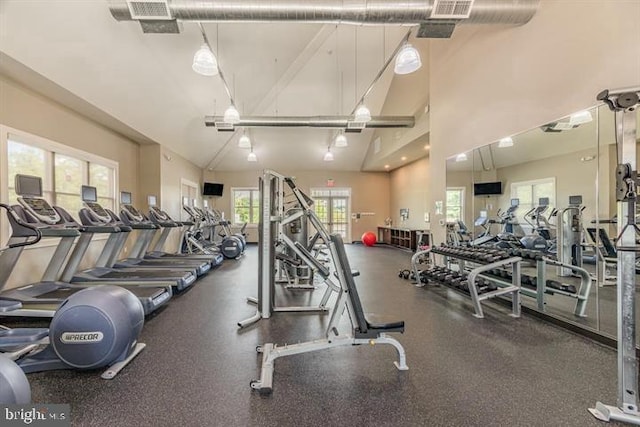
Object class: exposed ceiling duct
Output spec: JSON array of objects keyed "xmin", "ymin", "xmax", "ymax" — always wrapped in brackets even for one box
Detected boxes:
[
  {"xmin": 109, "ymin": 0, "xmax": 540, "ymax": 37},
  {"xmin": 205, "ymin": 115, "xmax": 415, "ymax": 132}
]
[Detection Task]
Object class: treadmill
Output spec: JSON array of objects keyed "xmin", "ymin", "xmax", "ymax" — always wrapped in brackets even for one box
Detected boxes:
[
  {"xmin": 144, "ymin": 202, "xmax": 224, "ymax": 267},
  {"xmin": 65, "ymin": 186, "xmax": 197, "ymax": 292},
  {"xmin": 0, "ymin": 175, "xmax": 172, "ymax": 317},
  {"xmin": 116, "ymin": 192, "xmax": 214, "ymax": 275}
]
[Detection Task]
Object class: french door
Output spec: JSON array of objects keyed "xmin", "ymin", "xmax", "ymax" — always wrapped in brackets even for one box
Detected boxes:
[{"xmin": 311, "ymin": 188, "xmax": 350, "ymax": 240}]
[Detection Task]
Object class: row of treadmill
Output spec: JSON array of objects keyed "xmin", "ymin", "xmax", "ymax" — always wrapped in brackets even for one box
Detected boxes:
[
  {"xmin": 0, "ymin": 174, "xmax": 242, "ymax": 403},
  {"xmin": 0, "ymin": 174, "xmax": 239, "ymax": 318}
]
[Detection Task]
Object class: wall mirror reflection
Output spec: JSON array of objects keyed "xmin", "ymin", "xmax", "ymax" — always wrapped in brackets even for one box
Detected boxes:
[
  {"xmin": 445, "ymin": 107, "xmax": 604, "ymax": 333},
  {"xmin": 444, "ymin": 104, "xmax": 640, "ymax": 344}
]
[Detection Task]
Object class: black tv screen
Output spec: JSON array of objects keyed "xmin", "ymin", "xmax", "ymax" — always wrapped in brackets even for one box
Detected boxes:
[
  {"xmin": 203, "ymin": 182, "xmax": 224, "ymax": 197},
  {"xmin": 474, "ymin": 181, "xmax": 503, "ymax": 196}
]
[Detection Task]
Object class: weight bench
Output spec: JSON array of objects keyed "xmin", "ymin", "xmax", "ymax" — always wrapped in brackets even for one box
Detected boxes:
[{"xmin": 250, "ymin": 233, "xmax": 408, "ymax": 393}]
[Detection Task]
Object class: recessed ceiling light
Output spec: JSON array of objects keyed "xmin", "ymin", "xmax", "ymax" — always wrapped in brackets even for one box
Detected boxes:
[
  {"xmin": 455, "ymin": 153, "xmax": 468, "ymax": 162},
  {"xmin": 401, "ymin": 156, "xmax": 407, "ymax": 161},
  {"xmin": 384, "ymin": 165, "xmax": 390, "ymax": 169},
  {"xmin": 498, "ymin": 137, "xmax": 514, "ymax": 148}
]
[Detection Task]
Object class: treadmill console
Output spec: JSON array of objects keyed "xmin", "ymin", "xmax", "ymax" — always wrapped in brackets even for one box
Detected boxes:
[
  {"xmin": 150, "ymin": 206, "xmax": 169, "ymax": 221},
  {"xmin": 122, "ymin": 204, "xmax": 144, "ymax": 222},
  {"xmin": 85, "ymin": 201, "xmax": 111, "ymax": 223},
  {"xmin": 18, "ymin": 196, "xmax": 61, "ymax": 225}
]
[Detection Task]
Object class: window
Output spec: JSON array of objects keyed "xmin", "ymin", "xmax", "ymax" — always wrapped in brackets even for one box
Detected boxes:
[
  {"xmin": 510, "ymin": 178, "xmax": 556, "ymax": 227},
  {"xmin": 232, "ymin": 188, "xmax": 260, "ymax": 225},
  {"xmin": 2, "ymin": 127, "xmax": 118, "ymax": 228},
  {"xmin": 446, "ymin": 187, "xmax": 465, "ymax": 223}
]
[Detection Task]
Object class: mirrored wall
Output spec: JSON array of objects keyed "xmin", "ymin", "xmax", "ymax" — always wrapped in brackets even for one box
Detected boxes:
[{"xmin": 445, "ymin": 104, "xmax": 640, "ymax": 340}]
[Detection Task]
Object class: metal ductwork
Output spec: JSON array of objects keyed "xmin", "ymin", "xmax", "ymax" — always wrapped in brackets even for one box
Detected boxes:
[
  {"xmin": 204, "ymin": 115, "xmax": 415, "ymax": 132},
  {"xmin": 110, "ymin": 0, "xmax": 539, "ymax": 37}
]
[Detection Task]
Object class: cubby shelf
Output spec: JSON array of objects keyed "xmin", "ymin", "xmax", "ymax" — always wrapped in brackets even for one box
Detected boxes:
[{"xmin": 377, "ymin": 227, "xmax": 429, "ymax": 251}]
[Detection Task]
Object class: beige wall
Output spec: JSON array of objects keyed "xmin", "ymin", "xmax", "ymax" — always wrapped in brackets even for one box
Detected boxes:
[
  {"xmin": 389, "ymin": 157, "xmax": 430, "ymax": 229},
  {"xmin": 160, "ymin": 146, "xmax": 203, "ymax": 219},
  {"xmin": 138, "ymin": 144, "xmax": 161, "ymax": 210},
  {"xmin": 203, "ymin": 169, "xmax": 390, "ymax": 243},
  {"xmin": 0, "ymin": 75, "xmax": 141, "ymax": 288},
  {"xmin": 428, "ymin": 0, "xmax": 640, "ymax": 244},
  {"xmin": 495, "ymin": 147, "xmax": 605, "ymax": 224},
  {"xmin": 0, "ymin": 75, "xmax": 140, "ymax": 200}
]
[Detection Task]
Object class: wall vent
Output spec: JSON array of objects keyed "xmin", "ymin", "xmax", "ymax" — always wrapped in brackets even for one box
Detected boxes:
[
  {"xmin": 126, "ymin": 0, "xmax": 172, "ymax": 20},
  {"xmin": 430, "ymin": 0, "xmax": 475, "ymax": 19}
]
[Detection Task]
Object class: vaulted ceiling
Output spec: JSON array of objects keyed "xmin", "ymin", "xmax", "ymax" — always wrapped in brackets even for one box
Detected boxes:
[{"xmin": 0, "ymin": 0, "xmax": 431, "ymax": 172}]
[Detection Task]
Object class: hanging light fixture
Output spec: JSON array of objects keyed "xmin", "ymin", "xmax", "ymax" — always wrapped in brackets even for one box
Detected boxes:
[
  {"xmin": 352, "ymin": 27, "xmax": 372, "ymax": 124},
  {"xmin": 394, "ymin": 43, "xmax": 422, "ymax": 75},
  {"xmin": 498, "ymin": 137, "xmax": 514, "ymax": 148},
  {"xmin": 455, "ymin": 153, "xmax": 468, "ymax": 162},
  {"xmin": 354, "ymin": 104, "xmax": 372, "ymax": 122},
  {"xmin": 323, "ymin": 147, "xmax": 334, "ymax": 162},
  {"xmin": 238, "ymin": 130, "xmax": 251, "ymax": 148},
  {"xmin": 335, "ymin": 132, "xmax": 348, "ymax": 148},
  {"xmin": 192, "ymin": 44, "xmax": 218, "ymax": 76},
  {"xmin": 247, "ymin": 147, "xmax": 257, "ymax": 162},
  {"xmin": 224, "ymin": 105, "xmax": 240, "ymax": 124}
]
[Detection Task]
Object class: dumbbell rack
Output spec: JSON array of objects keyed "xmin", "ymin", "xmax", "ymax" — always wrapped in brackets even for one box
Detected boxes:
[
  {"xmin": 412, "ymin": 245, "xmax": 522, "ymax": 319},
  {"xmin": 504, "ymin": 248, "xmax": 592, "ymax": 317}
]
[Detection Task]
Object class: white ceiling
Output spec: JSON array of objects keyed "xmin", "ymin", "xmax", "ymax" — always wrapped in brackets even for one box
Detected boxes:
[
  {"xmin": 0, "ymin": 0, "xmax": 425, "ymax": 172},
  {"xmin": 445, "ymin": 105, "xmax": 640, "ymax": 173}
]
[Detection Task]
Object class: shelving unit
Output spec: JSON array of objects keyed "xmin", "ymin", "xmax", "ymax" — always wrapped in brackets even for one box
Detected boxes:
[{"xmin": 377, "ymin": 227, "xmax": 428, "ymax": 251}]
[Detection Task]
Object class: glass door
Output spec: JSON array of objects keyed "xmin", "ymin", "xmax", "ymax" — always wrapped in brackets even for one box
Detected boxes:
[{"xmin": 312, "ymin": 191, "xmax": 350, "ymax": 240}]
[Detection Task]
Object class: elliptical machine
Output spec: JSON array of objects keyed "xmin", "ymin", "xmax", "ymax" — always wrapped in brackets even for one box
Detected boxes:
[{"xmin": 205, "ymin": 208, "xmax": 246, "ymax": 259}]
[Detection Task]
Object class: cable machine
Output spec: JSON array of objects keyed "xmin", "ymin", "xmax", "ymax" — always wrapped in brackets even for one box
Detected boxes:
[{"xmin": 589, "ymin": 86, "xmax": 640, "ymax": 424}]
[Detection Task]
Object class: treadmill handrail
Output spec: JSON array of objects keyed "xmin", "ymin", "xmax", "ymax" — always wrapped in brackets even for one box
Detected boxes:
[{"xmin": 0, "ymin": 204, "xmax": 42, "ymax": 248}]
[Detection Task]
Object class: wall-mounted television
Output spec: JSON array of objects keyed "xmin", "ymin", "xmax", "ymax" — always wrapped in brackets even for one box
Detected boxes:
[
  {"xmin": 473, "ymin": 181, "xmax": 503, "ymax": 196},
  {"xmin": 203, "ymin": 182, "xmax": 224, "ymax": 197}
]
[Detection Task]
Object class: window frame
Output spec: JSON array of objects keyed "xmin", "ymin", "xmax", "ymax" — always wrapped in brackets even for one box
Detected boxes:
[
  {"xmin": 1, "ymin": 125, "xmax": 119, "ymax": 245},
  {"xmin": 230, "ymin": 187, "xmax": 260, "ymax": 226},
  {"xmin": 445, "ymin": 187, "xmax": 465, "ymax": 224},
  {"xmin": 510, "ymin": 177, "xmax": 556, "ymax": 231}
]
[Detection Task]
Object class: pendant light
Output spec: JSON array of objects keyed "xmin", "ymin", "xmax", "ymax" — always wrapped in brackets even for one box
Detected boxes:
[
  {"xmin": 238, "ymin": 129, "xmax": 251, "ymax": 148},
  {"xmin": 247, "ymin": 147, "xmax": 257, "ymax": 162},
  {"xmin": 335, "ymin": 131, "xmax": 348, "ymax": 148},
  {"xmin": 354, "ymin": 105, "xmax": 372, "ymax": 123},
  {"xmin": 353, "ymin": 27, "xmax": 372, "ymax": 123},
  {"xmin": 193, "ymin": 24, "xmax": 219, "ymax": 76},
  {"xmin": 224, "ymin": 105, "xmax": 240, "ymax": 124},
  {"xmin": 323, "ymin": 147, "xmax": 334, "ymax": 162},
  {"xmin": 394, "ymin": 43, "xmax": 422, "ymax": 75},
  {"xmin": 224, "ymin": 74, "xmax": 240, "ymax": 124},
  {"xmin": 192, "ymin": 44, "xmax": 218, "ymax": 76}
]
